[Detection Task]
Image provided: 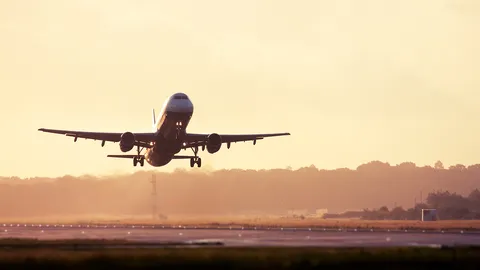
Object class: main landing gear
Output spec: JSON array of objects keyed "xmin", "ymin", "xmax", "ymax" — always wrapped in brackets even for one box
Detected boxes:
[
  {"xmin": 133, "ymin": 156, "xmax": 144, "ymax": 167},
  {"xmin": 189, "ymin": 146, "xmax": 202, "ymax": 168},
  {"xmin": 133, "ymin": 146, "xmax": 145, "ymax": 167}
]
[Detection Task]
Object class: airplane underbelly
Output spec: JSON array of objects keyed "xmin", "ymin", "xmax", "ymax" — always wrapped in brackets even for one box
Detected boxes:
[
  {"xmin": 160, "ymin": 111, "xmax": 191, "ymax": 140},
  {"xmin": 145, "ymin": 149, "xmax": 173, "ymax": 167},
  {"xmin": 154, "ymin": 136, "xmax": 182, "ymax": 155},
  {"xmin": 162, "ymin": 125, "xmax": 178, "ymax": 141}
]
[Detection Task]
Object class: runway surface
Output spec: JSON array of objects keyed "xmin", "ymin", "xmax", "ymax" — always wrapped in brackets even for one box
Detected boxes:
[{"xmin": 1, "ymin": 224, "xmax": 479, "ymax": 247}]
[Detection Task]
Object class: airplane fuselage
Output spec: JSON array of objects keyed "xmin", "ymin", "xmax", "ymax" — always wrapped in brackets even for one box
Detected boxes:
[{"xmin": 144, "ymin": 92, "xmax": 194, "ymax": 167}]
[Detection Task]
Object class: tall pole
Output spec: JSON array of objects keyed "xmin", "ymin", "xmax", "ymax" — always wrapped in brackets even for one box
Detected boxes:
[{"xmin": 151, "ymin": 174, "xmax": 157, "ymax": 219}]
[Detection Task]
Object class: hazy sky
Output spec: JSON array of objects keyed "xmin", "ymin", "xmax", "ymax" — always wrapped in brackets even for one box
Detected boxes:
[{"xmin": 1, "ymin": 0, "xmax": 479, "ymax": 178}]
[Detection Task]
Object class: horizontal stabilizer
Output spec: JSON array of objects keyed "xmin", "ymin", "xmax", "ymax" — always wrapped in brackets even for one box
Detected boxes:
[
  {"xmin": 172, "ymin": 155, "xmax": 196, "ymax": 159},
  {"xmin": 107, "ymin": 155, "xmax": 143, "ymax": 159},
  {"xmin": 107, "ymin": 155, "xmax": 195, "ymax": 160}
]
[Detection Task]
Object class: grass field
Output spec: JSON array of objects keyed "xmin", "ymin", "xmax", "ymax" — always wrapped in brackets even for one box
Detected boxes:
[
  {"xmin": 0, "ymin": 245, "xmax": 478, "ymax": 269},
  {"xmin": 0, "ymin": 238, "xmax": 224, "ymax": 249},
  {"xmin": 2, "ymin": 216, "xmax": 480, "ymax": 230},
  {"xmin": 160, "ymin": 217, "xmax": 480, "ymax": 231}
]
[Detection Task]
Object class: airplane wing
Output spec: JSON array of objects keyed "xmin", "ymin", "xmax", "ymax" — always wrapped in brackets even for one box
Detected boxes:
[
  {"xmin": 38, "ymin": 128, "xmax": 156, "ymax": 148},
  {"xmin": 184, "ymin": 132, "xmax": 290, "ymax": 148}
]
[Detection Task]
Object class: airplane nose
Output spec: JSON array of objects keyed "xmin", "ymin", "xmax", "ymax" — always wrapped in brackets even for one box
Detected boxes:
[{"xmin": 167, "ymin": 99, "xmax": 193, "ymax": 113}]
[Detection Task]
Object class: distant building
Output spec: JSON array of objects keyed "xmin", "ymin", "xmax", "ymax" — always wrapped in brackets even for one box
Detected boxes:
[
  {"xmin": 287, "ymin": 209, "xmax": 310, "ymax": 216},
  {"xmin": 287, "ymin": 209, "xmax": 328, "ymax": 218},
  {"xmin": 422, "ymin": 209, "xmax": 439, "ymax": 221}
]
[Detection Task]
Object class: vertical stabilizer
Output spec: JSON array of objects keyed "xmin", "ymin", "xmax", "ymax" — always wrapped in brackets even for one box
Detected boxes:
[{"xmin": 152, "ymin": 108, "xmax": 156, "ymax": 131}]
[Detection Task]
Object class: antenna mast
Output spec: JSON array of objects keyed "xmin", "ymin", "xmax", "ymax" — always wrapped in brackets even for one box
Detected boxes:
[{"xmin": 151, "ymin": 174, "xmax": 157, "ymax": 219}]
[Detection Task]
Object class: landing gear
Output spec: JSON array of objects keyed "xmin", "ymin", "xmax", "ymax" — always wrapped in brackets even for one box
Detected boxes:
[
  {"xmin": 189, "ymin": 146, "xmax": 202, "ymax": 168},
  {"xmin": 133, "ymin": 145, "xmax": 145, "ymax": 167},
  {"xmin": 133, "ymin": 156, "xmax": 144, "ymax": 167},
  {"xmin": 190, "ymin": 157, "xmax": 201, "ymax": 168}
]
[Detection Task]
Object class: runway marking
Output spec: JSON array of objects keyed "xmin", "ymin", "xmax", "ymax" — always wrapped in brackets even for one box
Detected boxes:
[
  {"xmin": 0, "ymin": 229, "xmax": 478, "ymax": 248},
  {"xmin": 0, "ymin": 223, "xmax": 479, "ymax": 237}
]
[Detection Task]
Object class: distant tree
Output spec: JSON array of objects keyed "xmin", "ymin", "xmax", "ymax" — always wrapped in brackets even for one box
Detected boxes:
[
  {"xmin": 433, "ymin": 160, "xmax": 445, "ymax": 170},
  {"xmin": 390, "ymin": 206, "xmax": 406, "ymax": 220},
  {"xmin": 397, "ymin": 162, "xmax": 416, "ymax": 169},
  {"xmin": 440, "ymin": 207, "xmax": 470, "ymax": 219},
  {"xmin": 434, "ymin": 160, "xmax": 444, "ymax": 170},
  {"xmin": 361, "ymin": 188, "xmax": 480, "ymax": 220},
  {"xmin": 468, "ymin": 189, "xmax": 480, "ymax": 201},
  {"xmin": 356, "ymin": 161, "xmax": 390, "ymax": 172},
  {"xmin": 405, "ymin": 208, "xmax": 419, "ymax": 220},
  {"xmin": 449, "ymin": 164, "xmax": 466, "ymax": 171},
  {"xmin": 414, "ymin": 203, "xmax": 430, "ymax": 211},
  {"xmin": 378, "ymin": 206, "xmax": 389, "ymax": 212},
  {"xmin": 297, "ymin": 165, "xmax": 318, "ymax": 173},
  {"xmin": 467, "ymin": 164, "xmax": 480, "ymax": 171}
]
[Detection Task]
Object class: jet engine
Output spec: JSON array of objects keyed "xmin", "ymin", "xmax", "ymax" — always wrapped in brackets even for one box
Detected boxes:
[
  {"xmin": 119, "ymin": 132, "xmax": 135, "ymax": 152},
  {"xmin": 206, "ymin": 133, "xmax": 222, "ymax": 154}
]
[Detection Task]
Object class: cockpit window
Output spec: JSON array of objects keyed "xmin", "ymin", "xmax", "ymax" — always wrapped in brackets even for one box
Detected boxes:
[{"xmin": 173, "ymin": 95, "xmax": 188, "ymax": 100}]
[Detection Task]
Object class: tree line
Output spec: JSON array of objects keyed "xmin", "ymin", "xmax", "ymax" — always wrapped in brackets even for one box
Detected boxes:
[
  {"xmin": 0, "ymin": 160, "xmax": 478, "ymax": 218},
  {"xmin": 357, "ymin": 189, "xmax": 480, "ymax": 220}
]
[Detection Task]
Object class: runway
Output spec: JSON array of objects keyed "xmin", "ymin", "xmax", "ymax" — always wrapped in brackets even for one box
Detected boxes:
[{"xmin": 1, "ymin": 223, "xmax": 479, "ymax": 247}]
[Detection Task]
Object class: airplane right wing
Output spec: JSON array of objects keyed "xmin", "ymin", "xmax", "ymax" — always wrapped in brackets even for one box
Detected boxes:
[{"xmin": 184, "ymin": 132, "xmax": 290, "ymax": 148}]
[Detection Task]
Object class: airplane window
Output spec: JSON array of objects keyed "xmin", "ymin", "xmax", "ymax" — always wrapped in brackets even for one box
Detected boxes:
[{"xmin": 173, "ymin": 95, "xmax": 188, "ymax": 100}]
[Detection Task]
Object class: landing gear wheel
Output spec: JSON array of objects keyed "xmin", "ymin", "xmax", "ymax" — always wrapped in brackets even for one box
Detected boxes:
[
  {"xmin": 132, "ymin": 145, "xmax": 145, "ymax": 167},
  {"xmin": 190, "ymin": 158, "xmax": 194, "ymax": 168},
  {"xmin": 133, "ymin": 156, "xmax": 144, "ymax": 167},
  {"xmin": 190, "ymin": 157, "xmax": 202, "ymax": 168}
]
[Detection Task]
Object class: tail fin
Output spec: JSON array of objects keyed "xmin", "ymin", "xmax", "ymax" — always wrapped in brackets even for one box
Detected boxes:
[{"xmin": 152, "ymin": 108, "xmax": 156, "ymax": 131}]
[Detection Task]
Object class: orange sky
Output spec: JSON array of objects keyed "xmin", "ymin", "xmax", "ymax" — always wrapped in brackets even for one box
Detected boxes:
[{"xmin": 1, "ymin": 0, "xmax": 479, "ymax": 178}]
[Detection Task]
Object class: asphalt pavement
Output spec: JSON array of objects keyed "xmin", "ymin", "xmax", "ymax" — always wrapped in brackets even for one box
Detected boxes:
[{"xmin": 0, "ymin": 223, "xmax": 479, "ymax": 247}]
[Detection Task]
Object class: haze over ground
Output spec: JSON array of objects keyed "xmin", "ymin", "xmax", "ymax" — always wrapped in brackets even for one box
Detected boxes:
[
  {"xmin": 0, "ymin": 0, "xmax": 479, "ymax": 178},
  {"xmin": 0, "ymin": 162, "xmax": 479, "ymax": 219}
]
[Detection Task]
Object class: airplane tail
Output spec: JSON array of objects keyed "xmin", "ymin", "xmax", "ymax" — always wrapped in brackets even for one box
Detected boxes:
[{"xmin": 152, "ymin": 108, "xmax": 156, "ymax": 131}]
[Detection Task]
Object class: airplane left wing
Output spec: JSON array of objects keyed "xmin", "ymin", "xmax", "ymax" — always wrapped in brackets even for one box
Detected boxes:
[
  {"xmin": 184, "ymin": 132, "xmax": 290, "ymax": 148},
  {"xmin": 38, "ymin": 128, "xmax": 156, "ymax": 148}
]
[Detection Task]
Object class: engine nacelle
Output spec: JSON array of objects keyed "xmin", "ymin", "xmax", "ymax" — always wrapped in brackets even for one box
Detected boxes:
[
  {"xmin": 206, "ymin": 133, "xmax": 222, "ymax": 154},
  {"xmin": 119, "ymin": 132, "xmax": 135, "ymax": 152}
]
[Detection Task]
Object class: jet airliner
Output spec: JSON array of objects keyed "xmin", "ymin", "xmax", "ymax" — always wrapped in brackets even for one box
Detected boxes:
[{"xmin": 38, "ymin": 92, "xmax": 290, "ymax": 168}]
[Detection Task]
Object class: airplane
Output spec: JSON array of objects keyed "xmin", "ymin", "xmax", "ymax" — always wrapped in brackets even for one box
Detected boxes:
[{"xmin": 38, "ymin": 92, "xmax": 290, "ymax": 168}]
